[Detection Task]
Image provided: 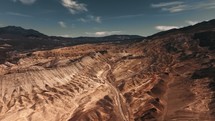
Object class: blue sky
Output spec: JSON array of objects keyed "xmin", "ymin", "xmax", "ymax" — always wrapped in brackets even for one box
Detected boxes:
[{"xmin": 0, "ymin": 0, "xmax": 215, "ymax": 37}]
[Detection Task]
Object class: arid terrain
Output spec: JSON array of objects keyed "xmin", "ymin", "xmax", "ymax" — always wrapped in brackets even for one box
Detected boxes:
[{"xmin": 0, "ymin": 19, "xmax": 215, "ymax": 121}]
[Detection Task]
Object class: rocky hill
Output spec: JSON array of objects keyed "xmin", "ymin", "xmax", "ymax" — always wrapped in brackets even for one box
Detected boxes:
[{"xmin": 0, "ymin": 19, "xmax": 215, "ymax": 121}]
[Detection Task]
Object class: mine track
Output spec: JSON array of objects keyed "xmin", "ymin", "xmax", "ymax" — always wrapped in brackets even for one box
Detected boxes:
[
  {"xmin": 98, "ymin": 63, "xmax": 128, "ymax": 121},
  {"xmin": 107, "ymin": 81, "xmax": 127, "ymax": 121}
]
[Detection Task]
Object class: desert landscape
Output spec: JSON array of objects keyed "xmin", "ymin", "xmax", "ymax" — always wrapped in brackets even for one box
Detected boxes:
[
  {"xmin": 1, "ymin": 0, "xmax": 215, "ymax": 121},
  {"xmin": 0, "ymin": 19, "xmax": 215, "ymax": 121}
]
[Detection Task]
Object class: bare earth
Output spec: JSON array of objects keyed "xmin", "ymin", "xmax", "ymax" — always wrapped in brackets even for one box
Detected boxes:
[{"xmin": 0, "ymin": 30, "xmax": 215, "ymax": 121}]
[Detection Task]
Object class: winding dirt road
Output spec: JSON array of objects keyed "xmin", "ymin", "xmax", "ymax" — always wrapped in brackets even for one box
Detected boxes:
[{"xmin": 97, "ymin": 64, "xmax": 128, "ymax": 121}]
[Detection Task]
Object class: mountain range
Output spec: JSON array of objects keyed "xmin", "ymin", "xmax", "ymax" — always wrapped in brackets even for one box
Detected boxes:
[{"xmin": 0, "ymin": 26, "xmax": 143, "ymax": 50}]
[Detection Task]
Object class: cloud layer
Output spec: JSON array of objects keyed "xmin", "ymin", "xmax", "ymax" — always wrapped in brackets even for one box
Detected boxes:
[
  {"xmin": 155, "ymin": 26, "xmax": 179, "ymax": 31},
  {"xmin": 13, "ymin": 0, "xmax": 36, "ymax": 5},
  {"xmin": 86, "ymin": 31, "xmax": 122, "ymax": 37},
  {"xmin": 61, "ymin": 0, "xmax": 88, "ymax": 14},
  {"xmin": 151, "ymin": 1, "xmax": 184, "ymax": 8},
  {"xmin": 152, "ymin": 0, "xmax": 215, "ymax": 13},
  {"xmin": 6, "ymin": 12, "xmax": 32, "ymax": 17},
  {"xmin": 58, "ymin": 21, "xmax": 67, "ymax": 28},
  {"xmin": 186, "ymin": 20, "xmax": 199, "ymax": 25},
  {"xmin": 79, "ymin": 15, "xmax": 101, "ymax": 23}
]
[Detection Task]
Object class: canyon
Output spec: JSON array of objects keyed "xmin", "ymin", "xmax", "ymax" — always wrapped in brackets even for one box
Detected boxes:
[{"xmin": 0, "ymin": 19, "xmax": 215, "ymax": 121}]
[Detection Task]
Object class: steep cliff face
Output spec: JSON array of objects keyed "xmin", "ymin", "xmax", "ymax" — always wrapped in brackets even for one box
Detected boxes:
[{"xmin": 0, "ymin": 20, "xmax": 215, "ymax": 121}]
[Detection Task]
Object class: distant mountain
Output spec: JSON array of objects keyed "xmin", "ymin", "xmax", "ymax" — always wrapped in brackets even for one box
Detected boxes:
[
  {"xmin": 149, "ymin": 19, "xmax": 215, "ymax": 50},
  {"xmin": 150, "ymin": 19, "xmax": 215, "ymax": 38},
  {"xmin": 0, "ymin": 26, "xmax": 144, "ymax": 51},
  {"xmin": 0, "ymin": 26, "xmax": 143, "ymax": 41},
  {"xmin": 1, "ymin": 19, "xmax": 215, "ymax": 52},
  {"xmin": 72, "ymin": 35, "xmax": 143, "ymax": 44},
  {"xmin": 0, "ymin": 26, "xmax": 46, "ymax": 38},
  {"xmin": 0, "ymin": 26, "xmax": 60, "ymax": 51}
]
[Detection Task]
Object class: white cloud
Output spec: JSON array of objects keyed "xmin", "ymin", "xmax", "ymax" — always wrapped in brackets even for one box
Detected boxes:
[
  {"xmin": 162, "ymin": 4, "xmax": 187, "ymax": 13},
  {"xmin": 12, "ymin": 0, "xmax": 36, "ymax": 5},
  {"xmin": 79, "ymin": 18, "xmax": 87, "ymax": 23},
  {"xmin": 79, "ymin": 15, "xmax": 102, "ymax": 23},
  {"xmin": 186, "ymin": 20, "xmax": 199, "ymax": 25},
  {"xmin": 151, "ymin": 1, "xmax": 184, "ymax": 8},
  {"xmin": 94, "ymin": 16, "xmax": 101, "ymax": 23},
  {"xmin": 155, "ymin": 26, "xmax": 179, "ymax": 31},
  {"xmin": 6, "ymin": 12, "xmax": 32, "ymax": 17},
  {"xmin": 58, "ymin": 34, "xmax": 72, "ymax": 37},
  {"xmin": 86, "ymin": 31, "xmax": 122, "ymax": 37},
  {"xmin": 61, "ymin": 0, "xmax": 87, "ymax": 14},
  {"xmin": 152, "ymin": 0, "xmax": 215, "ymax": 13},
  {"xmin": 58, "ymin": 21, "xmax": 67, "ymax": 28},
  {"xmin": 95, "ymin": 32, "xmax": 109, "ymax": 36},
  {"xmin": 151, "ymin": 1, "xmax": 187, "ymax": 13},
  {"xmin": 107, "ymin": 13, "xmax": 145, "ymax": 20}
]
